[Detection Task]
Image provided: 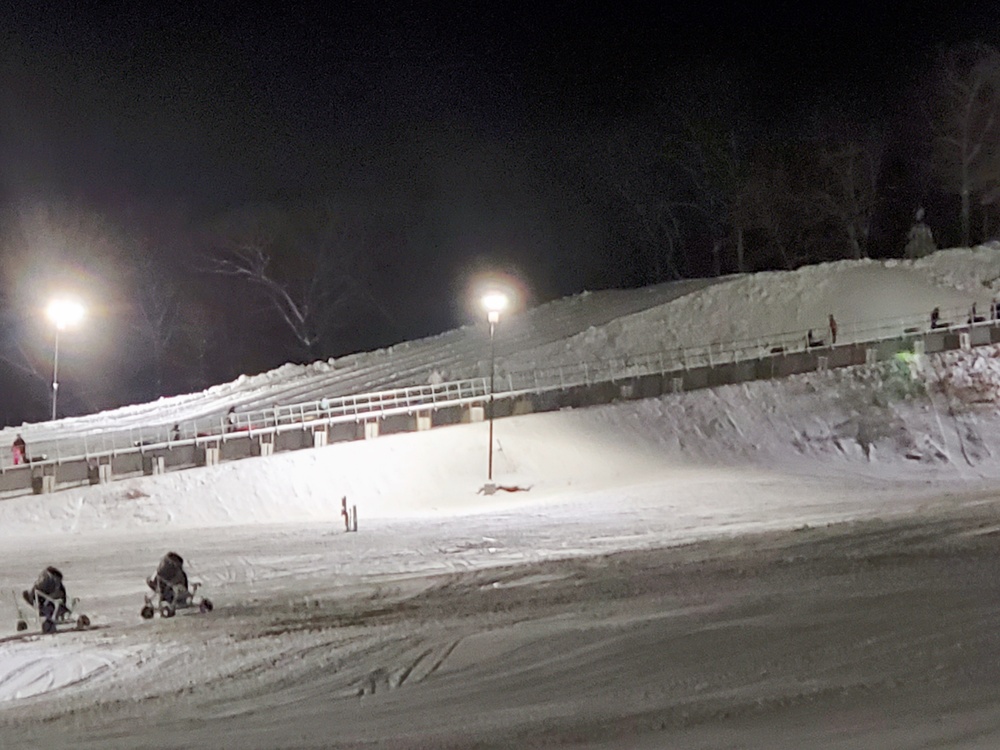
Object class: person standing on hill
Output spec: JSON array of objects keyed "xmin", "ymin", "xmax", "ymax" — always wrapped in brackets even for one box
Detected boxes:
[
  {"xmin": 828, "ymin": 314, "xmax": 838, "ymax": 345},
  {"xmin": 11, "ymin": 434, "xmax": 26, "ymax": 465}
]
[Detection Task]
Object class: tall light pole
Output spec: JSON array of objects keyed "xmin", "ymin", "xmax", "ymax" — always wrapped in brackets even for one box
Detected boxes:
[
  {"xmin": 47, "ymin": 298, "xmax": 85, "ymax": 421},
  {"xmin": 482, "ymin": 291, "xmax": 508, "ymax": 485}
]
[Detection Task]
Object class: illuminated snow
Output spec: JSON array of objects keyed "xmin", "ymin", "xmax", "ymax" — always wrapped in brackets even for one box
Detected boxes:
[{"xmin": 3, "ymin": 248, "xmax": 1000, "ymax": 748}]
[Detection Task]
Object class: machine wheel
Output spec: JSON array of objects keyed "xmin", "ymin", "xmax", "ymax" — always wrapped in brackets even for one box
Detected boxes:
[
  {"xmin": 141, "ymin": 605, "xmax": 155, "ymax": 620},
  {"xmin": 75, "ymin": 615, "xmax": 90, "ymax": 630},
  {"xmin": 160, "ymin": 603, "xmax": 175, "ymax": 618},
  {"xmin": 15, "ymin": 619, "xmax": 27, "ymax": 632},
  {"xmin": 199, "ymin": 599, "xmax": 213, "ymax": 614},
  {"xmin": 41, "ymin": 619, "xmax": 56, "ymax": 635}
]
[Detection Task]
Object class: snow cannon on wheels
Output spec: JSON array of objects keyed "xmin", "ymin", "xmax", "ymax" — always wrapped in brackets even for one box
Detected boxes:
[
  {"xmin": 28, "ymin": 592, "xmax": 91, "ymax": 634},
  {"xmin": 141, "ymin": 552, "xmax": 213, "ymax": 620},
  {"xmin": 141, "ymin": 580, "xmax": 213, "ymax": 619},
  {"xmin": 15, "ymin": 566, "xmax": 91, "ymax": 635}
]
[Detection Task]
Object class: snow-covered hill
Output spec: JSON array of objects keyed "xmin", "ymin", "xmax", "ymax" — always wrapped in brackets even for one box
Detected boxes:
[
  {"xmin": 4, "ymin": 248, "xmax": 1000, "ymax": 748},
  {"xmin": 8, "ymin": 246, "xmax": 1000, "ymax": 445}
]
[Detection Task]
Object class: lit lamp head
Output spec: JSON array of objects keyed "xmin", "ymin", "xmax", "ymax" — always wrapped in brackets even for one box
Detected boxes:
[
  {"xmin": 482, "ymin": 292, "xmax": 508, "ymax": 324},
  {"xmin": 47, "ymin": 298, "xmax": 85, "ymax": 331}
]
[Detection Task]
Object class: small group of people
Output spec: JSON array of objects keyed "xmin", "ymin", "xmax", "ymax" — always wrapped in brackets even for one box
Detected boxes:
[
  {"xmin": 21, "ymin": 552, "xmax": 193, "ymax": 627},
  {"xmin": 930, "ymin": 301, "xmax": 1000, "ymax": 330}
]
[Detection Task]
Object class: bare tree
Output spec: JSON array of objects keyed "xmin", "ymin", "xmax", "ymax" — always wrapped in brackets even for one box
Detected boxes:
[
  {"xmin": 602, "ymin": 126, "xmax": 687, "ymax": 283},
  {"xmin": 209, "ymin": 205, "xmax": 320, "ymax": 357},
  {"xmin": 806, "ymin": 117, "xmax": 886, "ymax": 259},
  {"xmin": 669, "ymin": 122, "xmax": 753, "ymax": 275},
  {"xmin": 739, "ymin": 159, "xmax": 805, "ymax": 271},
  {"xmin": 208, "ymin": 201, "xmax": 394, "ymax": 361},
  {"xmin": 656, "ymin": 64, "xmax": 759, "ymax": 276},
  {"xmin": 127, "ymin": 246, "xmax": 184, "ymax": 397},
  {"xmin": 932, "ymin": 42, "xmax": 1000, "ymax": 247}
]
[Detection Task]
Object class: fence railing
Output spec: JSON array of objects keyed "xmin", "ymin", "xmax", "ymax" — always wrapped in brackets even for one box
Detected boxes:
[
  {"xmin": 19, "ymin": 378, "xmax": 498, "ymax": 467},
  {"xmin": 497, "ymin": 302, "xmax": 985, "ymax": 395},
  {"xmin": 5, "ymin": 301, "xmax": 990, "ymax": 473}
]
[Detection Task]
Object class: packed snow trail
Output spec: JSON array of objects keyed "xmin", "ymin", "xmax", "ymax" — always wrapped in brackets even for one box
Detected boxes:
[{"xmin": 3, "ymin": 499, "xmax": 1000, "ymax": 748}]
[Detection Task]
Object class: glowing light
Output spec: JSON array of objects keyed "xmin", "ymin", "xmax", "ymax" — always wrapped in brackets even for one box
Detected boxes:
[
  {"xmin": 46, "ymin": 298, "xmax": 85, "ymax": 331},
  {"xmin": 464, "ymin": 270, "xmax": 526, "ymax": 323},
  {"xmin": 482, "ymin": 291, "xmax": 509, "ymax": 323},
  {"xmin": 47, "ymin": 297, "xmax": 85, "ymax": 421}
]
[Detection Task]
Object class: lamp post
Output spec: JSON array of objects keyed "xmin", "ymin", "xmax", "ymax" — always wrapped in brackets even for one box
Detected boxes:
[
  {"xmin": 482, "ymin": 291, "xmax": 509, "ymax": 485},
  {"xmin": 46, "ymin": 298, "xmax": 85, "ymax": 421}
]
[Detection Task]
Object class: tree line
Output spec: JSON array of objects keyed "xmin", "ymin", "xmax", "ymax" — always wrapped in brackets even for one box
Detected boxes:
[
  {"xmin": 2, "ymin": 42, "xmax": 1000, "ymax": 422},
  {"xmin": 600, "ymin": 42, "xmax": 1000, "ymax": 285}
]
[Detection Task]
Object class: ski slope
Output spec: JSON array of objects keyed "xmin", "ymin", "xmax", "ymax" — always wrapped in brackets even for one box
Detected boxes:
[{"xmin": 3, "ymin": 248, "xmax": 1000, "ymax": 747}]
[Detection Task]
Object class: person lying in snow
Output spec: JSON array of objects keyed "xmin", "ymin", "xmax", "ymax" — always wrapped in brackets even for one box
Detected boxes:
[
  {"xmin": 147, "ymin": 551, "xmax": 190, "ymax": 605},
  {"xmin": 23, "ymin": 566, "xmax": 70, "ymax": 621}
]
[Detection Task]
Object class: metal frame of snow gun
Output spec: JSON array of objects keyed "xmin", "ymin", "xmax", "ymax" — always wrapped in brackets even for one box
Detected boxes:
[
  {"xmin": 142, "ymin": 578, "xmax": 213, "ymax": 619},
  {"xmin": 16, "ymin": 589, "xmax": 89, "ymax": 634}
]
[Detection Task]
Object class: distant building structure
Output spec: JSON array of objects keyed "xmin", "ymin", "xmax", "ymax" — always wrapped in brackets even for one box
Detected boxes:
[{"xmin": 905, "ymin": 207, "xmax": 936, "ymax": 259}]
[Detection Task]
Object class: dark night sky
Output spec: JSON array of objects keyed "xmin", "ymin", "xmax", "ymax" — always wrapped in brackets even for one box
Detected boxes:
[
  {"xmin": 4, "ymin": 2, "xmax": 993, "ymax": 205},
  {"xmin": 0, "ymin": 1, "xmax": 998, "ymax": 422}
]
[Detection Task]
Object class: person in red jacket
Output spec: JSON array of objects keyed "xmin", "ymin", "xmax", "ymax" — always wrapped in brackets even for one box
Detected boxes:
[{"xmin": 11, "ymin": 434, "xmax": 26, "ymax": 465}]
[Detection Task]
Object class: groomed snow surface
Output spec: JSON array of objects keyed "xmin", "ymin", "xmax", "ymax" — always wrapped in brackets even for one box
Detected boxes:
[{"xmin": 5, "ymin": 248, "xmax": 1000, "ymax": 747}]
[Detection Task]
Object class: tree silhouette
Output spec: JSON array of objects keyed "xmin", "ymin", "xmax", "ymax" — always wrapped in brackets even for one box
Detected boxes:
[{"xmin": 932, "ymin": 42, "xmax": 1000, "ymax": 247}]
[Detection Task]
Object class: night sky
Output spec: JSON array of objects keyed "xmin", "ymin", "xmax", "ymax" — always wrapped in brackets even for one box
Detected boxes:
[{"xmin": 0, "ymin": 1, "xmax": 997, "ymax": 424}]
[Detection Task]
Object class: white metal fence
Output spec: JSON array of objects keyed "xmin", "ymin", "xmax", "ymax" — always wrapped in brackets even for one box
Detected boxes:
[{"xmin": 7, "ymin": 301, "xmax": 988, "ymax": 471}]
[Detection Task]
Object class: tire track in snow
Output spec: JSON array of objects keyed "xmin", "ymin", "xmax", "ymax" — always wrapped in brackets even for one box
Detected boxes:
[
  {"xmin": 0, "ymin": 644, "xmax": 119, "ymax": 702},
  {"xmin": 356, "ymin": 637, "xmax": 463, "ymax": 696}
]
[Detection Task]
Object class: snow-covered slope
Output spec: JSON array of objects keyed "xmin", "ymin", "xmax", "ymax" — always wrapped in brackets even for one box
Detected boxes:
[
  {"xmin": 9, "ymin": 246, "xmax": 1000, "ymax": 447},
  {"xmin": 4, "ymin": 249, "xmax": 1000, "ymax": 748}
]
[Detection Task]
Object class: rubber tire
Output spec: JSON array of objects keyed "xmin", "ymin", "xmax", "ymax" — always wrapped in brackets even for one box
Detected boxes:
[
  {"xmin": 200, "ymin": 599, "xmax": 213, "ymax": 613},
  {"xmin": 160, "ymin": 603, "xmax": 175, "ymax": 618},
  {"xmin": 16, "ymin": 620, "xmax": 27, "ymax": 632},
  {"xmin": 141, "ymin": 605, "xmax": 155, "ymax": 620},
  {"xmin": 76, "ymin": 615, "xmax": 90, "ymax": 630},
  {"xmin": 42, "ymin": 619, "xmax": 56, "ymax": 635}
]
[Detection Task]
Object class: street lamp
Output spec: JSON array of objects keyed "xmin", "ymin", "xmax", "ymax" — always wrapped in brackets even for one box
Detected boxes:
[
  {"xmin": 46, "ymin": 298, "xmax": 85, "ymax": 421},
  {"xmin": 482, "ymin": 291, "xmax": 509, "ymax": 487}
]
